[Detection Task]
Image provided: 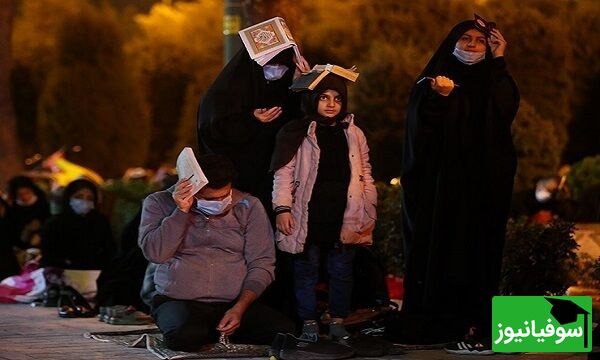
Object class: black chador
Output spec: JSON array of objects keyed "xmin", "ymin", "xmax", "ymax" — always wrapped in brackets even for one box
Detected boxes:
[
  {"xmin": 197, "ymin": 48, "xmax": 300, "ymax": 208},
  {"xmin": 397, "ymin": 20, "xmax": 520, "ymax": 344},
  {"xmin": 41, "ymin": 180, "xmax": 114, "ymax": 270}
]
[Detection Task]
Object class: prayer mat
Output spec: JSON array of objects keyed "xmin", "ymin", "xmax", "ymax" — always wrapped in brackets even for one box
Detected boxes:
[
  {"xmin": 391, "ymin": 342, "xmax": 451, "ymax": 350},
  {"xmin": 84, "ymin": 328, "xmax": 269, "ymax": 359}
]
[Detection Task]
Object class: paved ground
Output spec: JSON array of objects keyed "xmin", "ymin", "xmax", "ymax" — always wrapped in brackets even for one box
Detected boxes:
[
  {"xmin": 1, "ymin": 224, "xmax": 598, "ymax": 359},
  {"xmin": 575, "ymin": 223, "xmax": 600, "ymax": 259},
  {"xmin": 0, "ymin": 303, "xmax": 589, "ymax": 360}
]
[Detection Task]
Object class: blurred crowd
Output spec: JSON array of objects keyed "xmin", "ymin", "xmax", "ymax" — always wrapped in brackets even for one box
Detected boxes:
[{"xmin": 0, "ymin": 152, "xmax": 177, "ymax": 313}]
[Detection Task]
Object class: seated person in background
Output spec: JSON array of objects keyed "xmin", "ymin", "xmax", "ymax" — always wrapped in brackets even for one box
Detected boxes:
[
  {"xmin": 41, "ymin": 179, "xmax": 114, "ymax": 270},
  {"xmin": 95, "ymin": 173, "xmax": 178, "ymax": 313},
  {"xmin": 0, "ymin": 196, "xmax": 20, "ymax": 279},
  {"xmin": 527, "ymin": 176, "xmax": 560, "ymax": 224},
  {"xmin": 95, "ymin": 210, "xmax": 149, "ymax": 312},
  {"xmin": 138, "ymin": 154, "xmax": 294, "ymax": 351},
  {"xmin": 6, "ymin": 175, "xmax": 51, "ymax": 250}
]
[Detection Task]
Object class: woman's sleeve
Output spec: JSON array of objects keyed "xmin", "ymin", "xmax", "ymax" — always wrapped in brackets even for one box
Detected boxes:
[
  {"xmin": 203, "ymin": 109, "xmax": 264, "ymax": 147},
  {"xmin": 490, "ymin": 57, "xmax": 520, "ymax": 125},
  {"xmin": 418, "ymin": 88, "xmax": 453, "ymax": 137},
  {"xmin": 404, "ymin": 87, "xmax": 451, "ymax": 177}
]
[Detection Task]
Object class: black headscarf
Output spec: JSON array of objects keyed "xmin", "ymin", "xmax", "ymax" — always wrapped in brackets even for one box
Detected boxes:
[
  {"xmin": 61, "ymin": 179, "xmax": 99, "ymax": 215},
  {"xmin": 0, "ymin": 196, "xmax": 20, "ymax": 279},
  {"xmin": 197, "ymin": 48, "xmax": 300, "ymax": 202},
  {"xmin": 398, "ymin": 20, "xmax": 520, "ymax": 343},
  {"xmin": 415, "ymin": 21, "xmax": 493, "ymax": 81},
  {"xmin": 8, "ymin": 176, "xmax": 47, "ymax": 203},
  {"xmin": 6, "ymin": 176, "xmax": 50, "ymax": 248},
  {"xmin": 198, "ymin": 48, "xmax": 296, "ymax": 148},
  {"xmin": 270, "ymin": 74, "xmax": 349, "ymax": 171},
  {"xmin": 41, "ymin": 179, "xmax": 114, "ymax": 270}
]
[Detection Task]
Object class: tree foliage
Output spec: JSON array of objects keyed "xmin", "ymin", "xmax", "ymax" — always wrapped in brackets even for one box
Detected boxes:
[
  {"xmin": 127, "ymin": 0, "xmax": 223, "ymax": 166},
  {"xmin": 512, "ymin": 100, "xmax": 561, "ymax": 193},
  {"xmin": 567, "ymin": 155, "xmax": 600, "ymax": 221},
  {"xmin": 487, "ymin": 0, "xmax": 574, "ymax": 150},
  {"xmin": 37, "ymin": 4, "xmax": 150, "ymax": 177},
  {"xmin": 501, "ymin": 218, "xmax": 579, "ymax": 296},
  {"xmin": 351, "ymin": 42, "xmax": 424, "ymax": 180},
  {"xmin": 11, "ymin": 0, "xmax": 88, "ymax": 157},
  {"xmin": 0, "ymin": 0, "xmax": 21, "ymax": 188},
  {"xmin": 372, "ymin": 182, "xmax": 404, "ymax": 276},
  {"xmin": 8, "ymin": 0, "xmax": 599, "ymax": 199},
  {"xmin": 564, "ymin": 1, "xmax": 600, "ymax": 163}
]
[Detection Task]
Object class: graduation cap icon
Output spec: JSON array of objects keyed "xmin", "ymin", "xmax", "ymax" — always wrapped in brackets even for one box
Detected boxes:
[
  {"xmin": 545, "ymin": 297, "xmax": 590, "ymax": 348},
  {"xmin": 474, "ymin": 13, "xmax": 496, "ymax": 37}
]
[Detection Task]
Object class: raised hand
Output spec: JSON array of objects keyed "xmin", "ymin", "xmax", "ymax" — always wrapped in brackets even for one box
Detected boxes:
[
  {"xmin": 172, "ymin": 177, "xmax": 194, "ymax": 213},
  {"xmin": 488, "ymin": 28, "xmax": 507, "ymax": 58},
  {"xmin": 293, "ymin": 54, "xmax": 311, "ymax": 80}
]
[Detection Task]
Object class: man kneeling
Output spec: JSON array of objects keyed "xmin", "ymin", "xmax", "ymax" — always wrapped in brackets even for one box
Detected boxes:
[{"xmin": 139, "ymin": 154, "xmax": 294, "ymax": 351}]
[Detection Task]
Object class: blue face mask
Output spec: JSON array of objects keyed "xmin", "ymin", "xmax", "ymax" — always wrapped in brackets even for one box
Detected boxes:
[
  {"xmin": 196, "ymin": 192, "xmax": 232, "ymax": 215},
  {"xmin": 452, "ymin": 46, "xmax": 486, "ymax": 65},
  {"xmin": 70, "ymin": 198, "xmax": 95, "ymax": 215},
  {"xmin": 263, "ymin": 64, "xmax": 289, "ymax": 81}
]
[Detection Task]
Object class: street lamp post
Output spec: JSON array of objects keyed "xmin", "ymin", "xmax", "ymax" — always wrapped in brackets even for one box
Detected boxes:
[{"xmin": 223, "ymin": 0, "xmax": 244, "ymax": 64}]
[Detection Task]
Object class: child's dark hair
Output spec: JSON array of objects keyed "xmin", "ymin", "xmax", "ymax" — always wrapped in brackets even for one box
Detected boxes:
[{"xmin": 197, "ymin": 154, "xmax": 237, "ymax": 189}]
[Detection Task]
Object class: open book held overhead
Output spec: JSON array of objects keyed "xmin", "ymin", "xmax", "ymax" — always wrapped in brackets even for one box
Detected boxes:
[
  {"xmin": 239, "ymin": 17, "xmax": 302, "ymax": 66},
  {"xmin": 290, "ymin": 64, "xmax": 359, "ymax": 92},
  {"xmin": 176, "ymin": 147, "xmax": 208, "ymax": 196}
]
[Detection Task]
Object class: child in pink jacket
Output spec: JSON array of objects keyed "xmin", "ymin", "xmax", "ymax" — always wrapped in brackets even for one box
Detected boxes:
[{"xmin": 270, "ymin": 73, "xmax": 377, "ymax": 342}]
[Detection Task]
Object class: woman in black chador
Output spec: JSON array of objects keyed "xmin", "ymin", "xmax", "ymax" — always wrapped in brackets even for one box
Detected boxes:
[
  {"xmin": 5, "ymin": 176, "xmax": 51, "ymax": 249},
  {"xmin": 198, "ymin": 48, "xmax": 308, "ymax": 209},
  {"xmin": 41, "ymin": 179, "xmax": 114, "ymax": 270},
  {"xmin": 397, "ymin": 18, "xmax": 519, "ymax": 353}
]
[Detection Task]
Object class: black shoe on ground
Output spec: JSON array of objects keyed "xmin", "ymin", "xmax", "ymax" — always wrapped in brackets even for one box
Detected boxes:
[
  {"xmin": 332, "ymin": 333, "xmax": 392, "ymax": 357},
  {"xmin": 278, "ymin": 333, "xmax": 354, "ymax": 360},
  {"xmin": 57, "ymin": 292, "xmax": 78, "ymax": 318},
  {"xmin": 444, "ymin": 340, "xmax": 494, "ymax": 356}
]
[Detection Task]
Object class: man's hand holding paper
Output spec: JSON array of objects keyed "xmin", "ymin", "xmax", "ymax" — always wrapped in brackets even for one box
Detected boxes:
[
  {"xmin": 173, "ymin": 177, "xmax": 195, "ymax": 213},
  {"xmin": 175, "ymin": 147, "xmax": 209, "ymax": 212}
]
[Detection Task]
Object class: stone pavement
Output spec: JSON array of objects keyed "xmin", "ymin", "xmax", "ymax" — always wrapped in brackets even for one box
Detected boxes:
[
  {"xmin": 575, "ymin": 223, "xmax": 600, "ymax": 259},
  {"xmin": 0, "ymin": 303, "xmax": 589, "ymax": 360}
]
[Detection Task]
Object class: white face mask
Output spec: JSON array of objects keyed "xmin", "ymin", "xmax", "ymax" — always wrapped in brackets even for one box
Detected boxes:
[
  {"xmin": 263, "ymin": 64, "xmax": 289, "ymax": 81},
  {"xmin": 535, "ymin": 187, "xmax": 552, "ymax": 203},
  {"xmin": 16, "ymin": 195, "xmax": 38, "ymax": 207},
  {"xmin": 196, "ymin": 192, "xmax": 232, "ymax": 215},
  {"xmin": 70, "ymin": 198, "xmax": 95, "ymax": 215},
  {"xmin": 452, "ymin": 46, "xmax": 486, "ymax": 65}
]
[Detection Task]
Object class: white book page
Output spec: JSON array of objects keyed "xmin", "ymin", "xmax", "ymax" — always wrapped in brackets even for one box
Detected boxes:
[{"xmin": 176, "ymin": 147, "xmax": 208, "ymax": 196}]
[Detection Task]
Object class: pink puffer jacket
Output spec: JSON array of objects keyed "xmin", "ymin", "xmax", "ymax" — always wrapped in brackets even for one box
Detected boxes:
[{"xmin": 272, "ymin": 114, "xmax": 377, "ymax": 254}]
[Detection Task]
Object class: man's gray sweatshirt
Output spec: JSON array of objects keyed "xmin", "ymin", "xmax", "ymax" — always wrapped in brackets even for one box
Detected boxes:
[{"xmin": 138, "ymin": 188, "xmax": 275, "ymax": 302}]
